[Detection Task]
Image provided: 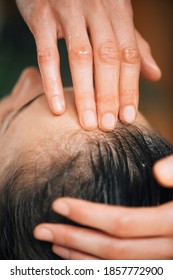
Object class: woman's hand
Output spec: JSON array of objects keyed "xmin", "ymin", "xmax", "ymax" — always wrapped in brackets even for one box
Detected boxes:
[
  {"xmin": 34, "ymin": 155, "xmax": 173, "ymax": 260},
  {"xmin": 16, "ymin": 0, "xmax": 161, "ymax": 131},
  {"xmin": 34, "ymin": 197, "xmax": 173, "ymax": 260}
]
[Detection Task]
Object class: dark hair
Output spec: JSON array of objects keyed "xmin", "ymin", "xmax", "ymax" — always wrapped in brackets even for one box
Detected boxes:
[{"xmin": 0, "ymin": 123, "xmax": 173, "ymax": 259}]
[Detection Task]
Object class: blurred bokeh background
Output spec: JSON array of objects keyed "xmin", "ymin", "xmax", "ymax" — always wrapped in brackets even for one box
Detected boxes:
[{"xmin": 0, "ymin": 0, "xmax": 172, "ymax": 142}]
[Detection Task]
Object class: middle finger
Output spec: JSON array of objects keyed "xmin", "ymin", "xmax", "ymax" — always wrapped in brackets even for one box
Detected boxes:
[
  {"xmin": 88, "ymin": 9, "xmax": 120, "ymax": 131},
  {"xmin": 51, "ymin": 198, "xmax": 173, "ymax": 238},
  {"xmin": 111, "ymin": 8, "xmax": 140, "ymax": 124},
  {"xmin": 62, "ymin": 14, "xmax": 97, "ymax": 130}
]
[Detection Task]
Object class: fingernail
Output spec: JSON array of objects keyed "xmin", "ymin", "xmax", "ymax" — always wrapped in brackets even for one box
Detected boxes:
[
  {"xmin": 53, "ymin": 201, "xmax": 70, "ymax": 216},
  {"xmin": 51, "ymin": 97, "xmax": 64, "ymax": 114},
  {"xmin": 36, "ymin": 228, "xmax": 53, "ymax": 241},
  {"xmin": 52, "ymin": 245, "xmax": 69, "ymax": 259},
  {"xmin": 123, "ymin": 105, "xmax": 136, "ymax": 124},
  {"xmin": 101, "ymin": 113, "xmax": 116, "ymax": 130},
  {"xmin": 82, "ymin": 110, "xmax": 97, "ymax": 130}
]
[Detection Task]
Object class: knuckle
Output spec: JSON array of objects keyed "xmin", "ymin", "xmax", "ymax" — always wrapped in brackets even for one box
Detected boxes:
[
  {"xmin": 97, "ymin": 94, "xmax": 117, "ymax": 104},
  {"xmin": 59, "ymin": 0, "xmax": 76, "ymax": 11},
  {"xmin": 75, "ymin": 94, "xmax": 92, "ymax": 106},
  {"xmin": 76, "ymin": 95, "xmax": 88, "ymax": 103},
  {"xmin": 112, "ymin": 241, "xmax": 128, "ymax": 258},
  {"xmin": 63, "ymin": 231, "xmax": 76, "ymax": 245},
  {"xmin": 97, "ymin": 104, "xmax": 119, "ymax": 116},
  {"xmin": 110, "ymin": 0, "xmax": 133, "ymax": 17},
  {"xmin": 61, "ymin": 0, "xmax": 73, "ymax": 9},
  {"xmin": 98, "ymin": 42, "xmax": 119, "ymax": 64},
  {"xmin": 111, "ymin": 0, "xmax": 131, "ymax": 9},
  {"xmin": 103, "ymin": 240, "xmax": 126, "ymax": 259},
  {"xmin": 121, "ymin": 46, "xmax": 140, "ymax": 64},
  {"xmin": 122, "ymin": 89, "xmax": 136, "ymax": 99},
  {"xmin": 70, "ymin": 46, "xmax": 92, "ymax": 62},
  {"xmin": 38, "ymin": 48, "xmax": 57, "ymax": 64},
  {"xmin": 115, "ymin": 214, "xmax": 132, "ymax": 236},
  {"xmin": 102, "ymin": 241, "xmax": 117, "ymax": 259}
]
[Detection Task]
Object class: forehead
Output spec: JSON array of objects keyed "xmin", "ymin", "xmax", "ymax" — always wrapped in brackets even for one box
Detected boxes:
[
  {"xmin": 0, "ymin": 90, "xmax": 80, "ymax": 171},
  {"xmin": 0, "ymin": 87, "xmax": 149, "ymax": 176}
]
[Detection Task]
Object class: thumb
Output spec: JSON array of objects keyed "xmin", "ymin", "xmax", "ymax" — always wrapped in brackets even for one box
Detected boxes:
[{"xmin": 153, "ymin": 155, "xmax": 173, "ymax": 187}]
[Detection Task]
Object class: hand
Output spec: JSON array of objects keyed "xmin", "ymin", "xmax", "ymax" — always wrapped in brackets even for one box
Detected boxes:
[
  {"xmin": 34, "ymin": 154, "xmax": 173, "ymax": 259},
  {"xmin": 34, "ymin": 197, "xmax": 173, "ymax": 260},
  {"xmin": 16, "ymin": 0, "xmax": 161, "ymax": 131}
]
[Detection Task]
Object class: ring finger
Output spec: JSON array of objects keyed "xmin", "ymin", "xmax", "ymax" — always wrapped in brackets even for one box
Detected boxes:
[{"xmin": 111, "ymin": 12, "xmax": 140, "ymax": 124}]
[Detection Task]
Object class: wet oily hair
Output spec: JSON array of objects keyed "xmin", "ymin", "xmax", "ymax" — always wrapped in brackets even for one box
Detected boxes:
[{"xmin": 0, "ymin": 123, "xmax": 173, "ymax": 259}]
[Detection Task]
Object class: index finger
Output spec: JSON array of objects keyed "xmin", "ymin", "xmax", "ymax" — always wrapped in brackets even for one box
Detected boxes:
[
  {"xmin": 35, "ymin": 30, "xmax": 65, "ymax": 115},
  {"xmin": 52, "ymin": 198, "xmax": 173, "ymax": 238}
]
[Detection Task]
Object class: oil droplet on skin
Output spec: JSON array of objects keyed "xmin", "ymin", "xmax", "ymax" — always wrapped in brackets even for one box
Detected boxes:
[{"xmin": 68, "ymin": 32, "xmax": 80, "ymax": 51}]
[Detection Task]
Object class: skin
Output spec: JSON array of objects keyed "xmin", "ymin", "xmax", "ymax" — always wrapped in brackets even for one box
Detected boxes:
[
  {"xmin": 0, "ymin": 67, "xmax": 148, "ymax": 173},
  {"xmin": 0, "ymin": 68, "xmax": 80, "ymax": 172},
  {"xmin": 15, "ymin": 0, "xmax": 161, "ymax": 132},
  {"xmin": 36, "ymin": 198, "xmax": 173, "ymax": 260},
  {"xmin": 16, "ymin": 69, "xmax": 170, "ymax": 260},
  {"xmin": 1, "ymin": 68, "xmax": 172, "ymax": 260}
]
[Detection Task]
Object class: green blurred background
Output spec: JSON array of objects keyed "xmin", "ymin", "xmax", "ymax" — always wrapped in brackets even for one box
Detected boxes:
[{"xmin": 0, "ymin": 0, "xmax": 173, "ymax": 142}]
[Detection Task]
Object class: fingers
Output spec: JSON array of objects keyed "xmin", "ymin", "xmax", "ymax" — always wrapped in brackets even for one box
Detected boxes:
[
  {"xmin": 63, "ymin": 16, "xmax": 97, "ymax": 130},
  {"xmin": 16, "ymin": 1, "xmax": 65, "ymax": 115},
  {"xmin": 50, "ymin": 198, "xmax": 173, "ymax": 238},
  {"xmin": 52, "ymin": 245, "xmax": 100, "ymax": 260},
  {"xmin": 88, "ymin": 12, "xmax": 119, "ymax": 131},
  {"xmin": 110, "ymin": 11, "xmax": 140, "ymax": 124},
  {"xmin": 36, "ymin": 29, "xmax": 65, "ymax": 115},
  {"xmin": 153, "ymin": 155, "xmax": 173, "ymax": 187},
  {"xmin": 135, "ymin": 31, "xmax": 162, "ymax": 82},
  {"xmin": 35, "ymin": 223, "xmax": 115, "ymax": 259},
  {"xmin": 35, "ymin": 224, "xmax": 173, "ymax": 260}
]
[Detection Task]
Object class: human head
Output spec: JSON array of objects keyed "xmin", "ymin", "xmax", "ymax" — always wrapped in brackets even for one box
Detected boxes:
[{"xmin": 0, "ymin": 68, "xmax": 173, "ymax": 259}]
